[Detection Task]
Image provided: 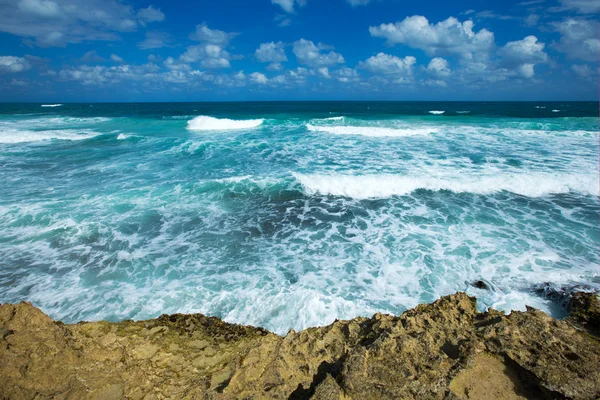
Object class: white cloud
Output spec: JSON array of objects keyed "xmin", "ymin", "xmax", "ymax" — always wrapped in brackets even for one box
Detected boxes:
[
  {"xmin": 557, "ymin": 0, "xmax": 600, "ymax": 13},
  {"xmin": 316, "ymin": 67, "xmax": 330, "ymax": 78},
  {"xmin": 572, "ymin": 64, "xmax": 596, "ymax": 77},
  {"xmin": 17, "ymin": 0, "xmax": 62, "ymax": 17},
  {"xmin": 81, "ymin": 50, "xmax": 106, "ymax": 63},
  {"xmin": 138, "ymin": 31, "xmax": 172, "ymax": 49},
  {"xmin": 110, "ymin": 54, "xmax": 124, "ymax": 63},
  {"xmin": 426, "ymin": 57, "xmax": 451, "ymax": 77},
  {"xmin": 249, "ymin": 72, "xmax": 268, "ymax": 84},
  {"xmin": 181, "ymin": 44, "xmax": 232, "ymax": 68},
  {"xmin": 500, "ymin": 36, "xmax": 548, "ymax": 67},
  {"xmin": 517, "ymin": 63, "xmax": 535, "ymax": 78},
  {"xmin": 272, "ymin": 0, "xmax": 306, "ymax": 13},
  {"xmin": 1, "ymin": 0, "xmax": 162, "ymax": 47},
  {"xmin": 347, "ymin": 0, "xmax": 371, "ymax": 6},
  {"xmin": 0, "ymin": 56, "xmax": 32, "ymax": 74},
  {"xmin": 553, "ymin": 19, "xmax": 600, "ymax": 62},
  {"xmin": 358, "ymin": 53, "xmax": 416, "ymax": 75},
  {"xmin": 189, "ymin": 24, "xmax": 236, "ymax": 46},
  {"xmin": 293, "ymin": 39, "xmax": 344, "ymax": 67},
  {"xmin": 333, "ymin": 67, "xmax": 360, "ymax": 83},
  {"xmin": 136, "ymin": 6, "xmax": 165, "ymax": 24},
  {"xmin": 255, "ymin": 41, "xmax": 288, "ymax": 63},
  {"xmin": 369, "ymin": 16, "xmax": 494, "ymax": 60},
  {"xmin": 266, "ymin": 62, "xmax": 284, "ymax": 71},
  {"xmin": 59, "ymin": 63, "xmax": 206, "ymax": 86},
  {"xmin": 163, "ymin": 57, "xmax": 190, "ymax": 71}
]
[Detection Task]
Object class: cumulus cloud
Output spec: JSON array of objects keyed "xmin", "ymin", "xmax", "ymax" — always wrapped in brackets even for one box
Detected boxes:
[
  {"xmin": 189, "ymin": 23, "xmax": 236, "ymax": 46},
  {"xmin": 255, "ymin": 41, "xmax": 288, "ymax": 63},
  {"xmin": 59, "ymin": 63, "xmax": 207, "ymax": 86},
  {"xmin": 500, "ymin": 36, "xmax": 548, "ymax": 66},
  {"xmin": 0, "ymin": 56, "xmax": 32, "ymax": 74},
  {"xmin": 136, "ymin": 6, "xmax": 165, "ymax": 24},
  {"xmin": 426, "ymin": 57, "xmax": 451, "ymax": 77},
  {"xmin": 293, "ymin": 39, "xmax": 344, "ymax": 67},
  {"xmin": 181, "ymin": 44, "xmax": 232, "ymax": 68},
  {"xmin": 552, "ymin": 19, "xmax": 599, "ymax": 62},
  {"xmin": 249, "ymin": 72, "xmax": 268, "ymax": 84},
  {"xmin": 358, "ymin": 53, "xmax": 416, "ymax": 75},
  {"xmin": 0, "ymin": 0, "xmax": 165, "ymax": 47},
  {"xmin": 333, "ymin": 67, "xmax": 360, "ymax": 83},
  {"xmin": 369, "ymin": 16, "xmax": 494, "ymax": 60},
  {"xmin": 272, "ymin": 0, "xmax": 306, "ymax": 13}
]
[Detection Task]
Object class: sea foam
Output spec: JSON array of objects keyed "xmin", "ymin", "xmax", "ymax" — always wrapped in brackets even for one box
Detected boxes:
[
  {"xmin": 306, "ymin": 124, "xmax": 435, "ymax": 137},
  {"xmin": 0, "ymin": 129, "xmax": 101, "ymax": 143},
  {"xmin": 294, "ymin": 172, "xmax": 598, "ymax": 199},
  {"xmin": 429, "ymin": 110, "xmax": 445, "ymax": 115},
  {"xmin": 187, "ymin": 116, "xmax": 264, "ymax": 131},
  {"xmin": 41, "ymin": 104, "xmax": 63, "ymax": 107}
]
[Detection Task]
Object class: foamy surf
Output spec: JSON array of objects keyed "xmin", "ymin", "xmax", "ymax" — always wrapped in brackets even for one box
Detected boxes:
[
  {"xmin": 0, "ymin": 129, "xmax": 101, "ymax": 143},
  {"xmin": 187, "ymin": 116, "xmax": 264, "ymax": 131},
  {"xmin": 41, "ymin": 104, "xmax": 63, "ymax": 107},
  {"xmin": 429, "ymin": 110, "xmax": 445, "ymax": 115},
  {"xmin": 293, "ymin": 172, "xmax": 597, "ymax": 199},
  {"xmin": 306, "ymin": 124, "xmax": 435, "ymax": 137}
]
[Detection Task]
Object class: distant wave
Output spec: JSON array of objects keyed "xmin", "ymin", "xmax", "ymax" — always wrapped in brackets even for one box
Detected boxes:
[
  {"xmin": 456, "ymin": 111, "xmax": 471, "ymax": 114},
  {"xmin": 293, "ymin": 172, "xmax": 597, "ymax": 199},
  {"xmin": 0, "ymin": 129, "xmax": 101, "ymax": 143},
  {"xmin": 552, "ymin": 110, "xmax": 561, "ymax": 113},
  {"xmin": 187, "ymin": 116, "xmax": 264, "ymax": 131},
  {"xmin": 428, "ymin": 110, "xmax": 445, "ymax": 115},
  {"xmin": 41, "ymin": 104, "xmax": 63, "ymax": 107},
  {"xmin": 306, "ymin": 124, "xmax": 435, "ymax": 137}
]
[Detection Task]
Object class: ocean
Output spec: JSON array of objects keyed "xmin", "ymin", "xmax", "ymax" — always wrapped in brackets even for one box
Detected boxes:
[{"xmin": 0, "ymin": 101, "xmax": 598, "ymax": 334}]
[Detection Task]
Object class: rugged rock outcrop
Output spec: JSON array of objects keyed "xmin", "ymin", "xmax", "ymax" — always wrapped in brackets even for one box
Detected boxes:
[{"xmin": 1, "ymin": 293, "xmax": 599, "ymax": 399}]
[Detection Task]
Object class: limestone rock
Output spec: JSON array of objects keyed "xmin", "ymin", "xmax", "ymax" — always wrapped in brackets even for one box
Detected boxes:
[{"xmin": 1, "ymin": 293, "xmax": 598, "ymax": 399}]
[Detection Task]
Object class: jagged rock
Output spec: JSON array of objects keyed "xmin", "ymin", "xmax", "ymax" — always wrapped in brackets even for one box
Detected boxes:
[
  {"xmin": 471, "ymin": 280, "xmax": 489, "ymax": 290},
  {"xmin": 1, "ymin": 293, "xmax": 599, "ymax": 399},
  {"xmin": 569, "ymin": 292, "xmax": 600, "ymax": 336}
]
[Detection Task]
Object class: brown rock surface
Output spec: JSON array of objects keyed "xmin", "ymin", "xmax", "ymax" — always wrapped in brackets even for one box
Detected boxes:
[{"xmin": 1, "ymin": 293, "xmax": 599, "ymax": 399}]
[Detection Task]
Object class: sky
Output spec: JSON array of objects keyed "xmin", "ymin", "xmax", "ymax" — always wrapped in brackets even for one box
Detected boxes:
[{"xmin": 0, "ymin": 0, "xmax": 598, "ymax": 101}]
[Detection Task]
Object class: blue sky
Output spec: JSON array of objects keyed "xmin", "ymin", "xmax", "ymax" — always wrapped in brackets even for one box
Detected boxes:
[{"xmin": 0, "ymin": 0, "xmax": 598, "ymax": 101}]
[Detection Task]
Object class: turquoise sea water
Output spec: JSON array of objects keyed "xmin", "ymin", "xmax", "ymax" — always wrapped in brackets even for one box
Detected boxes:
[{"xmin": 0, "ymin": 102, "xmax": 598, "ymax": 334}]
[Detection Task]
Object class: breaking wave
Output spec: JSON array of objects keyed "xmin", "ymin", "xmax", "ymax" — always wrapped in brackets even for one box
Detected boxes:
[
  {"xmin": 293, "ymin": 172, "xmax": 598, "ymax": 199},
  {"xmin": 41, "ymin": 104, "xmax": 63, "ymax": 107},
  {"xmin": 187, "ymin": 116, "xmax": 264, "ymax": 131},
  {"xmin": 0, "ymin": 129, "xmax": 101, "ymax": 143},
  {"xmin": 306, "ymin": 124, "xmax": 436, "ymax": 137},
  {"xmin": 429, "ymin": 110, "xmax": 445, "ymax": 115}
]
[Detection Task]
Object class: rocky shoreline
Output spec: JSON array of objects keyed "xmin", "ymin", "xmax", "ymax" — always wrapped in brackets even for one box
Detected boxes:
[{"xmin": 1, "ymin": 292, "xmax": 599, "ymax": 399}]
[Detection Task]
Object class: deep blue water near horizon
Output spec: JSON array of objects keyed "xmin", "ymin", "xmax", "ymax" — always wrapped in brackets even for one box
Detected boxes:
[{"xmin": 0, "ymin": 101, "xmax": 598, "ymax": 334}]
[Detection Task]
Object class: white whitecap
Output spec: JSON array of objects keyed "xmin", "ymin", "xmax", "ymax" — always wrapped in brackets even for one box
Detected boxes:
[
  {"xmin": 306, "ymin": 124, "xmax": 435, "ymax": 137},
  {"xmin": 117, "ymin": 134, "xmax": 130, "ymax": 140},
  {"xmin": 186, "ymin": 116, "xmax": 264, "ymax": 131},
  {"xmin": 293, "ymin": 172, "xmax": 598, "ymax": 199},
  {"xmin": 0, "ymin": 129, "xmax": 101, "ymax": 143},
  {"xmin": 428, "ymin": 110, "xmax": 445, "ymax": 115},
  {"xmin": 41, "ymin": 104, "xmax": 63, "ymax": 107},
  {"xmin": 552, "ymin": 110, "xmax": 560, "ymax": 113}
]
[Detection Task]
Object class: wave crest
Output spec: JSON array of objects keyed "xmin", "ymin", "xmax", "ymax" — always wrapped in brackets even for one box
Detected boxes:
[
  {"xmin": 306, "ymin": 124, "xmax": 435, "ymax": 137},
  {"xmin": 187, "ymin": 116, "xmax": 264, "ymax": 131},
  {"xmin": 294, "ymin": 173, "xmax": 598, "ymax": 199}
]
